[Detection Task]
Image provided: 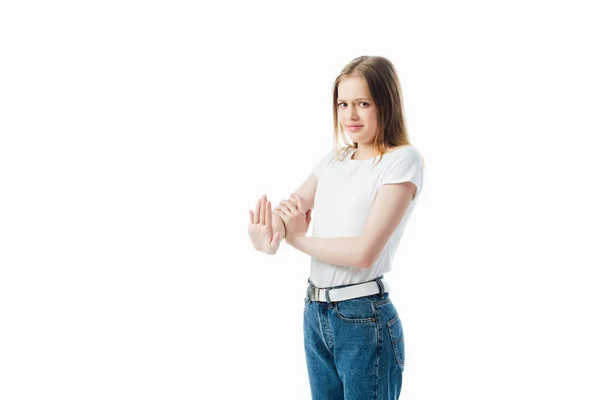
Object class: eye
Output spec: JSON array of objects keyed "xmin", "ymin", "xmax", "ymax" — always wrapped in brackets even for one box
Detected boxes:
[{"xmin": 337, "ymin": 102, "xmax": 369, "ymax": 108}]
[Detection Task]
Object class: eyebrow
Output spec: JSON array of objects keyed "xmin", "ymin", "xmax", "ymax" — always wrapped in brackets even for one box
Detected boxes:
[{"xmin": 337, "ymin": 98, "xmax": 371, "ymax": 102}]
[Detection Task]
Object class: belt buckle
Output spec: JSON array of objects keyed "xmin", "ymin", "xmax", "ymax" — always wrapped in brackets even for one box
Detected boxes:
[{"xmin": 311, "ymin": 286, "xmax": 319, "ymax": 301}]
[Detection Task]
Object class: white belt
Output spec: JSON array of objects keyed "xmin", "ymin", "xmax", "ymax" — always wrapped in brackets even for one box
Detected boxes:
[{"xmin": 308, "ymin": 279, "xmax": 390, "ymax": 302}]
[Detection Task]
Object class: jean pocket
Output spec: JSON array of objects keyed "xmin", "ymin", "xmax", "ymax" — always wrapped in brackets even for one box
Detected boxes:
[
  {"xmin": 387, "ymin": 314, "xmax": 405, "ymax": 366},
  {"xmin": 334, "ymin": 297, "xmax": 376, "ymax": 323}
]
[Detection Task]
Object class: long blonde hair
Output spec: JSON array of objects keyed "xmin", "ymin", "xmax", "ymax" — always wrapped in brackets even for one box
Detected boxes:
[{"xmin": 332, "ymin": 56, "xmax": 412, "ymax": 167}]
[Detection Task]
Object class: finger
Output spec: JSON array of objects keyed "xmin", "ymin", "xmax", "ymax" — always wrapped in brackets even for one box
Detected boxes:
[
  {"xmin": 260, "ymin": 195, "xmax": 266, "ymax": 225},
  {"xmin": 288, "ymin": 196, "xmax": 298, "ymax": 207},
  {"xmin": 291, "ymin": 193, "xmax": 305, "ymax": 214},
  {"xmin": 249, "ymin": 209, "xmax": 254, "ymax": 224},
  {"xmin": 279, "ymin": 203, "xmax": 291, "ymax": 216},
  {"xmin": 265, "ymin": 200, "xmax": 272, "ymax": 229},
  {"xmin": 270, "ymin": 232, "xmax": 280, "ymax": 245},
  {"xmin": 254, "ymin": 198, "xmax": 261, "ymax": 224},
  {"xmin": 287, "ymin": 204, "xmax": 299, "ymax": 217},
  {"xmin": 279, "ymin": 205, "xmax": 293, "ymax": 218},
  {"xmin": 280, "ymin": 199, "xmax": 297, "ymax": 208},
  {"xmin": 290, "ymin": 193, "xmax": 302, "ymax": 204},
  {"xmin": 273, "ymin": 211, "xmax": 287, "ymax": 222},
  {"xmin": 282, "ymin": 200, "xmax": 299, "ymax": 216},
  {"xmin": 281, "ymin": 200, "xmax": 297, "ymax": 211}
]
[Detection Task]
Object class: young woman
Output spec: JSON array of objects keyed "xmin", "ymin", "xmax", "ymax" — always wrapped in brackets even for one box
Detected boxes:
[{"xmin": 248, "ymin": 55, "xmax": 424, "ymax": 399}]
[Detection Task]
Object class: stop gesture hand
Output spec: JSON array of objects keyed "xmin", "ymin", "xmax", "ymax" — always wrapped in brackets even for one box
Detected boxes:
[{"xmin": 248, "ymin": 195, "xmax": 280, "ymax": 255}]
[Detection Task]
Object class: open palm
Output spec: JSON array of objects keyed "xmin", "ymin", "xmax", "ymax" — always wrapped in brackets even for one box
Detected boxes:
[{"xmin": 248, "ymin": 195, "xmax": 281, "ymax": 255}]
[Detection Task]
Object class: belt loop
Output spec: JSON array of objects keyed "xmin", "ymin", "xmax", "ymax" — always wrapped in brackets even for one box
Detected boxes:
[
  {"xmin": 325, "ymin": 287, "xmax": 332, "ymax": 305},
  {"xmin": 306, "ymin": 278, "xmax": 314, "ymax": 304},
  {"xmin": 375, "ymin": 276, "xmax": 385, "ymax": 298}
]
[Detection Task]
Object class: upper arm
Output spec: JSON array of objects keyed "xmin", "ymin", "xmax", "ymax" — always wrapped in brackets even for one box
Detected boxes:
[
  {"xmin": 294, "ymin": 173, "xmax": 318, "ymax": 211},
  {"xmin": 359, "ymin": 181, "xmax": 417, "ymax": 267}
]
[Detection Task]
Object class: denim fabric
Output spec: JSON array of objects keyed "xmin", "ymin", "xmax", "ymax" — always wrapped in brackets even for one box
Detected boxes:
[{"xmin": 303, "ymin": 292, "xmax": 404, "ymax": 400}]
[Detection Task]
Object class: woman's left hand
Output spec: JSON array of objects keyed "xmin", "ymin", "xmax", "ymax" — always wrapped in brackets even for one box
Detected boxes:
[{"xmin": 273, "ymin": 193, "xmax": 312, "ymax": 243}]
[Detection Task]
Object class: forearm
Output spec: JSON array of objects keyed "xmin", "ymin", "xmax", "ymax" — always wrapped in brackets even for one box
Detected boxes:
[
  {"xmin": 287, "ymin": 236, "xmax": 367, "ymax": 268},
  {"xmin": 272, "ymin": 213, "xmax": 286, "ymax": 243}
]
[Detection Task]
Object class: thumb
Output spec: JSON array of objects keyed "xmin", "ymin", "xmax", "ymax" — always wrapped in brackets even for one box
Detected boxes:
[
  {"xmin": 306, "ymin": 209, "xmax": 312, "ymax": 224},
  {"xmin": 270, "ymin": 232, "xmax": 280, "ymax": 244}
]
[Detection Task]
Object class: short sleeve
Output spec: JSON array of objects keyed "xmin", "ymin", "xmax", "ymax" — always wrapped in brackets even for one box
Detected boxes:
[
  {"xmin": 379, "ymin": 147, "xmax": 424, "ymax": 198},
  {"xmin": 311, "ymin": 149, "xmax": 335, "ymax": 178}
]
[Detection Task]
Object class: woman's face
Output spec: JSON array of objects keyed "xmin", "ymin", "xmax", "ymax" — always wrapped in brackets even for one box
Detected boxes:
[{"xmin": 337, "ymin": 75, "xmax": 378, "ymax": 145}]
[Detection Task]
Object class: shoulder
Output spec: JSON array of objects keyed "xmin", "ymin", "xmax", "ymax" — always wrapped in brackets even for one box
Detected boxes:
[
  {"xmin": 313, "ymin": 148, "xmax": 335, "ymax": 163},
  {"xmin": 378, "ymin": 145, "xmax": 424, "ymax": 196},
  {"xmin": 384, "ymin": 145, "xmax": 424, "ymax": 171},
  {"xmin": 386, "ymin": 145, "xmax": 422, "ymax": 160},
  {"xmin": 312, "ymin": 148, "xmax": 339, "ymax": 177}
]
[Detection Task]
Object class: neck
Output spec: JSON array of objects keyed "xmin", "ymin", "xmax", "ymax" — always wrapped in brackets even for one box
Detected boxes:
[{"xmin": 352, "ymin": 144, "xmax": 376, "ymax": 160}]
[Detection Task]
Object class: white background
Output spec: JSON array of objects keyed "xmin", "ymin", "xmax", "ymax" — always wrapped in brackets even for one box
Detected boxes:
[{"xmin": 1, "ymin": 1, "xmax": 599, "ymax": 399}]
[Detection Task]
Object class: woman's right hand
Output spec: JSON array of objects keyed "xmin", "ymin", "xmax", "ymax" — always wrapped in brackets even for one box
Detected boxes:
[{"xmin": 248, "ymin": 195, "xmax": 281, "ymax": 255}]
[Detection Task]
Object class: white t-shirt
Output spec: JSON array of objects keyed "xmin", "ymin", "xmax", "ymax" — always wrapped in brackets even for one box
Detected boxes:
[{"xmin": 309, "ymin": 145, "xmax": 424, "ymax": 288}]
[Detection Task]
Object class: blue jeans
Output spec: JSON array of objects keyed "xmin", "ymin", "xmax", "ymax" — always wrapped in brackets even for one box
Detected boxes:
[{"xmin": 303, "ymin": 290, "xmax": 405, "ymax": 399}]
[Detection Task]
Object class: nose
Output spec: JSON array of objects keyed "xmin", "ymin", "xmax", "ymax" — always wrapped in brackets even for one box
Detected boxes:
[{"xmin": 349, "ymin": 105, "xmax": 359, "ymax": 120}]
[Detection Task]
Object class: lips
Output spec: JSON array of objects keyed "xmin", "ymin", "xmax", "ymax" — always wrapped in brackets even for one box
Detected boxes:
[{"xmin": 347, "ymin": 125, "xmax": 363, "ymax": 132}]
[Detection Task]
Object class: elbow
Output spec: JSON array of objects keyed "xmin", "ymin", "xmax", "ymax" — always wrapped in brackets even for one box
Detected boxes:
[
  {"xmin": 357, "ymin": 251, "xmax": 376, "ymax": 269},
  {"xmin": 358, "ymin": 243, "xmax": 384, "ymax": 269},
  {"xmin": 355, "ymin": 240, "xmax": 372, "ymax": 268},
  {"xmin": 356, "ymin": 238, "xmax": 380, "ymax": 269}
]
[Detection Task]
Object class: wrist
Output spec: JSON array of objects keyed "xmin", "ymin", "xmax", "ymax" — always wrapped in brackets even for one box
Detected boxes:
[
  {"xmin": 274, "ymin": 213, "xmax": 286, "ymax": 239},
  {"xmin": 286, "ymin": 233, "xmax": 305, "ymax": 247}
]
